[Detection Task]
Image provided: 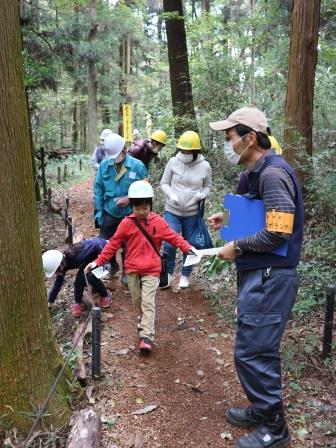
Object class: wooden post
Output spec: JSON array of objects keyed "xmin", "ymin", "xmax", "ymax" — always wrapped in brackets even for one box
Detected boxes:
[
  {"xmin": 66, "ymin": 408, "xmax": 101, "ymax": 448},
  {"xmin": 68, "ymin": 217, "xmax": 73, "ymax": 247},
  {"xmin": 47, "ymin": 188, "xmax": 52, "ymax": 213},
  {"xmin": 92, "ymin": 307, "xmax": 101, "ymax": 378},
  {"xmin": 63, "ymin": 164, "xmax": 68, "ymax": 181},
  {"xmin": 40, "ymin": 147, "xmax": 47, "ymax": 199},
  {"xmin": 79, "ymin": 159, "xmax": 82, "ymax": 171},
  {"xmin": 57, "ymin": 166, "xmax": 61, "ymax": 184},
  {"xmin": 322, "ymin": 284, "xmax": 336, "ymax": 360}
]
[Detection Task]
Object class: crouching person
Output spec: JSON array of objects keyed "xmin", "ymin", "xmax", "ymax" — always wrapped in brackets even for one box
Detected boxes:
[
  {"xmin": 42, "ymin": 238, "xmax": 112, "ymax": 317},
  {"xmin": 85, "ymin": 180, "xmax": 195, "ymax": 353}
]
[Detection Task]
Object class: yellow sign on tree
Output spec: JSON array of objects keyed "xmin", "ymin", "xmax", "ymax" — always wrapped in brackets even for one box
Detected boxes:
[{"xmin": 123, "ymin": 104, "xmax": 132, "ymax": 142}]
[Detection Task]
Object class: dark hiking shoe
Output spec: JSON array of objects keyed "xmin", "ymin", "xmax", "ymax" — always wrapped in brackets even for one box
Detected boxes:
[
  {"xmin": 139, "ymin": 337, "xmax": 152, "ymax": 352},
  {"xmin": 237, "ymin": 424, "xmax": 291, "ymax": 448},
  {"xmin": 226, "ymin": 407, "xmax": 264, "ymax": 427}
]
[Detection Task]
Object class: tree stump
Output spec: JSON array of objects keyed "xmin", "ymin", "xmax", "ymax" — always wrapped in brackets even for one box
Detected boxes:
[{"xmin": 66, "ymin": 408, "xmax": 101, "ymax": 448}]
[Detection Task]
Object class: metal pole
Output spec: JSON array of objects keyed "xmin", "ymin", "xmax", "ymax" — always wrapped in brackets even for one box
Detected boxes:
[
  {"xmin": 68, "ymin": 217, "xmax": 73, "ymax": 247},
  {"xmin": 322, "ymin": 284, "xmax": 336, "ymax": 360},
  {"xmin": 92, "ymin": 307, "xmax": 101, "ymax": 378},
  {"xmin": 64, "ymin": 197, "xmax": 69, "ymax": 226}
]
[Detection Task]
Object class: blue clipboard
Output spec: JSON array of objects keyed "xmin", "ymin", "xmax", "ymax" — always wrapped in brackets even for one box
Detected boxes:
[{"xmin": 220, "ymin": 194, "xmax": 288, "ymax": 257}]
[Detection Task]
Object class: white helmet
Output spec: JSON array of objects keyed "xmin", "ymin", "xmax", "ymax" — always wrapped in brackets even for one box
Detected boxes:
[
  {"xmin": 128, "ymin": 180, "xmax": 154, "ymax": 199},
  {"xmin": 42, "ymin": 250, "xmax": 63, "ymax": 278},
  {"xmin": 100, "ymin": 128, "xmax": 113, "ymax": 142},
  {"xmin": 103, "ymin": 133, "xmax": 126, "ymax": 160}
]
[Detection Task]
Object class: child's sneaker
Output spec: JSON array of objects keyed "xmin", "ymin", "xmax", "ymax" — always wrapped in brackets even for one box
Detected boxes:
[
  {"xmin": 178, "ymin": 275, "xmax": 190, "ymax": 289},
  {"xmin": 99, "ymin": 294, "xmax": 112, "ymax": 308},
  {"xmin": 71, "ymin": 303, "xmax": 83, "ymax": 318},
  {"xmin": 138, "ymin": 337, "xmax": 152, "ymax": 352}
]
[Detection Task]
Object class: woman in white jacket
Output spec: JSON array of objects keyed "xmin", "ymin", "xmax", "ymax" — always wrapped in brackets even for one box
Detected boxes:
[{"xmin": 160, "ymin": 131, "xmax": 212, "ymax": 288}]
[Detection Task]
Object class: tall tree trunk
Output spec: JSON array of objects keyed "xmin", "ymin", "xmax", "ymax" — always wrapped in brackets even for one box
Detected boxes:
[
  {"xmin": 284, "ymin": 0, "xmax": 320, "ymax": 185},
  {"xmin": 87, "ymin": 0, "xmax": 98, "ymax": 153},
  {"xmin": 0, "ymin": 1, "xmax": 71, "ymax": 431},
  {"xmin": 163, "ymin": 0, "xmax": 197, "ymax": 136},
  {"xmin": 201, "ymin": 0, "xmax": 210, "ymax": 12},
  {"xmin": 118, "ymin": 35, "xmax": 131, "ymax": 136},
  {"xmin": 250, "ymin": 0, "xmax": 256, "ymax": 106},
  {"xmin": 26, "ymin": 89, "xmax": 41, "ymax": 202},
  {"xmin": 80, "ymin": 89, "xmax": 88, "ymax": 152},
  {"xmin": 72, "ymin": 81, "xmax": 80, "ymax": 150}
]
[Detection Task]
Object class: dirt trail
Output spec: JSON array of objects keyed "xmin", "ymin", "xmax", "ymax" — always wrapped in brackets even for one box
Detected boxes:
[{"xmin": 62, "ymin": 179, "xmax": 301, "ymax": 448}]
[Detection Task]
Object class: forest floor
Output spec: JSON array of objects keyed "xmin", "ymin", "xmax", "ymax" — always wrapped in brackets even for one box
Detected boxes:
[{"xmin": 39, "ymin": 178, "xmax": 335, "ymax": 448}]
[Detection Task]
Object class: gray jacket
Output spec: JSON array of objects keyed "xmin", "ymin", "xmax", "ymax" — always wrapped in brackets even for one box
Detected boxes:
[{"xmin": 160, "ymin": 152, "xmax": 212, "ymax": 217}]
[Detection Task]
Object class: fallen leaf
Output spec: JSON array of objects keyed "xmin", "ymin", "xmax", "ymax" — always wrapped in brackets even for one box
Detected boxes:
[
  {"xmin": 208, "ymin": 332, "xmax": 220, "ymax": 339},
  {"xmin": 220, "ymin": 432, "xmax": 233, "ymax": 440},
  {"xmin": 85, "ymin": 385, "xmax": 94, "ymax": 400},
  {"xmin": 113, "ymin": 348, "xmax": 129, "ymax": 355},
  {"xmin": 132, "ymin": 404, "xmax": 158, "ymax": 415}
]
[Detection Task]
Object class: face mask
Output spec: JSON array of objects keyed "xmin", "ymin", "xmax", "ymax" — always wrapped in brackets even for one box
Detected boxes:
[
  {"xmin": 223, "ymin": 135, "xmax": 250, "ymax": 165},
  {"xmin": 114, "ymin": 152, "xmax": 125, "ymax": 164},
  {"xmin": 151, "ymin": 146, "xmax": 159, "ymax": 154},
  {"xmin": 179, "ymin": 152, "xmax": 194, "ymax": 163}
]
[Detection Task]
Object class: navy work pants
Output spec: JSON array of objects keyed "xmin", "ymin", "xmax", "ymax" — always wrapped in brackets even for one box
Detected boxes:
[
  {"xmin": 100, "ymin": 212, "xmax": 125, "ymax": 270},
  {"xmin": 235, "ymin": 267, "xmax": 299, "ymax": 411},
  {"xmin": 74, "ymin": 268, "xmax": 108, "ymax": 304}
]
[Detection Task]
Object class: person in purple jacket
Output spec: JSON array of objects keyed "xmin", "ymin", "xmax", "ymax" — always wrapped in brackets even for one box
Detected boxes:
[
  {"xmin": 42, "ymin": 238, "xmax": 111, "ymax": 317},
  {"xmin": 128, "ymin": 130, "xmax": 167, "ymax": 169}
]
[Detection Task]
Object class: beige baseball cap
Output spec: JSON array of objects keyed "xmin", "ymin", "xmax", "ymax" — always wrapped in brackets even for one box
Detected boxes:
[{"xmin": 210, "ymin": 107, "xmax": 268, "ymax": 135}]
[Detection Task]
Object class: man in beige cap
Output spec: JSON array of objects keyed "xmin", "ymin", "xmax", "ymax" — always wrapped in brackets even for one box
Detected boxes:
[{"xmin": 208, "ymin": 107, "xmax": 304, "ymax": 448}]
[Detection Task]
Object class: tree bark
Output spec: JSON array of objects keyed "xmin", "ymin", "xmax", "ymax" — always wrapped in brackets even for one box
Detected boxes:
[
  {"xmin": 0, "ymin": 1, "xmax": 71, "ymax": 431},
  {"xmin": 284, "ymin": 0, "xmax": 320, "ymax": 185},
  {"xmin": 87, "ymin": 0, "xmax": 98, "ymax": 153},
  {"xmin": 163, "ymin": 0, "xmax": 197, "ymax": 136},
  {"xmin": 250, "ymin": 0, "xmax": 256, "ymax": 106},
  {"xmin": 72, "ymin": 80, "xmax": 80, "ymax": 150},
  {"xmin": 201, "ymin": 0, "xmax": 210, "ymax": 12}
]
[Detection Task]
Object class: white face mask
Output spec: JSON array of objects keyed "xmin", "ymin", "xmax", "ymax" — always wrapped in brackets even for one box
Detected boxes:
[
  {"xmin": 113, "ymin": 152, "xmax": 125, "ymax": 164},
  {"xmin": 223, "ymin": 135, "xmax": 250, "ymax": 165},
  {"xmin": 179, "ymin": 152, "xmax": 194, "ymax": 163}
]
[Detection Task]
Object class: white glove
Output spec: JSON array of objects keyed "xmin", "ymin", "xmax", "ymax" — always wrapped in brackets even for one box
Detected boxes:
[
  {"xmin": 84, "ymin": 262, "xmax": 97, "ymax": 273},
  {"xmin": 170, "ymin": 193, "xmax": 179, "ymax": 204},
  {"xmin": 195, "ymin": 191, "xmax": 204, "ymax": 201},
  {"xmin": 188, "ymin": 246, "xmax": 198, "ymax": 256}
]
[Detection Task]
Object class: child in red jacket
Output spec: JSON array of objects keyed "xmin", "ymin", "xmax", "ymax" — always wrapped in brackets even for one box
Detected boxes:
[{"xmin": 85, "ymin": 180, "xmax": 195, "ymax": 352}]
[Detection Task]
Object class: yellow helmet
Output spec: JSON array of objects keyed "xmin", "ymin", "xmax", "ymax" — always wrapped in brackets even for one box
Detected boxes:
[
  {"xmin": 151, "ymin": 130, "xmax": 167, "ymax": 145},
  {"xmin": 269, "ymin": 135, "xmax": 283, "ymax": 155},
  {"xmin": 177, "ymin": 131, "xmax": 201, "ymax": 151}
]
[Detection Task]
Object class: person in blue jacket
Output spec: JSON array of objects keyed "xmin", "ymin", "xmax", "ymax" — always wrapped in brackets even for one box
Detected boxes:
[
  {"xmin": 94, "ymin": 133, "xmax": 147, "ymax": 282},
  {"xmin": 42, "ymin": 238, "xmax": 111, "ymax": 318},
  {"xmin": 208, "ymin": 107, "xmax": 304, "ymax": 448}
]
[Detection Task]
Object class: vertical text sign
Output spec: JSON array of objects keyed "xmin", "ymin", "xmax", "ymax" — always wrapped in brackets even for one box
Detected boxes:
[{"xmin": 123, "ymin": 104, "xmax": 132, "ymax": 141}]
